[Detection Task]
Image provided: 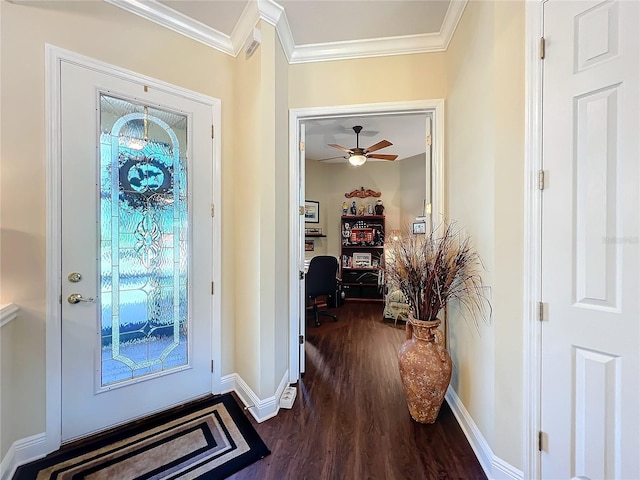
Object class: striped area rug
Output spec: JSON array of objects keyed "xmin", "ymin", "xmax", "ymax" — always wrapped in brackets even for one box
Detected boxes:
[{"xmin": 14, "ymin": 394, "xmax": 270, "ymax": 480}]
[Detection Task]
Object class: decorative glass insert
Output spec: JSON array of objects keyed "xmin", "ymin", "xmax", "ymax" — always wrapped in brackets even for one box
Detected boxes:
[{"xmin": 99, "ymin": 94, "xmax": 188, "ymax": 387}]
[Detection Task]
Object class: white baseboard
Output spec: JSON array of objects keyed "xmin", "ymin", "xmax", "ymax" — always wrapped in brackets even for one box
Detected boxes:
[
  {"xmin": 219, "ymin": 370, "xmax": 289, "ymax": 423},
  {"xmin": 1, "ymin": 433, "xmax": 47, "ymax": 480},
  {"xmin": 445, "ymin": 387, "xmax": 524, "ymax": 480},
  {"xmin": 2, "ymin": 371, "xmax": 290, "ymax": 478},
  {"xmin": 492, "ymin": 455, "xmax": 525, "ymax": 480}
]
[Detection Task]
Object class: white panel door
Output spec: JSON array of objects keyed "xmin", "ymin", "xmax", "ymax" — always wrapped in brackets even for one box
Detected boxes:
[
  {"xmin": 61, "ymin": 61, "xmax": 215, "ymax": 441},
  {"xmin": 541, "ymin": 1, "xmax": 639, "ymax": 478}
]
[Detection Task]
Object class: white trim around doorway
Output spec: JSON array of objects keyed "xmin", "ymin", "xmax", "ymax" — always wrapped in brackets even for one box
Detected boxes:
[
  {"xmin": 288, "ymin": 99, "xmax": 445, "ymax": 383},
  {"xmin": 523, "ymin": 2, "xmax": 543, "ymax": 479}
]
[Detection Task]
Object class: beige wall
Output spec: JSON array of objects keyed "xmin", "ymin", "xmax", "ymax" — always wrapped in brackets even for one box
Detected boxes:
[
  {"xmin": 445, "ymin": 0, "xmax": 525, "ymax": 469},
  {"xmin": 289, "ymin": 53, "xmax": 447, "ymax": 108},
  {"xmin": 305, "ymin": 156, "xmax": 426, "ymax": 261},
  {"xmin": 232, "ymin": 22, "xmax": 290, "ymax": 398},
  {"xmin": 1, "ymin": 0, "xmax": 527, "ymax": 471},
  {"xmin": 232, "ymin": 16, "xmax": 262, "ymax": 393},
  {"xmin": 273, "ymin": 26, "xmax": 291, "ymax": 392},
  {"xmin": 0, "ymin": 0, "xmax": 237, "ymax": 457}
]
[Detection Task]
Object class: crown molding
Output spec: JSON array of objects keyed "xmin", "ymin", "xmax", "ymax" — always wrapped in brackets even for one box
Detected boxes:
[
  {"xmin": 230, "ymin": 0, "xmax": 260, "ymax": 57},
  {"xmin": 440, "ymin": 0, "xmax": 467, "ymax": 50},
  {"xmin": 287, "ymin": 0, "xmax": 467, "ymax": 63},
  {"xmin": 288, "ymin": 32, "xmax": 446, "ymax": 64},
  {"xmin": 104, "ymin": 0, "xmax": 467, "ymax": 63},
  {"xmin": 104, "ymin": 0, "xmax": 234, "ymax": 55}
]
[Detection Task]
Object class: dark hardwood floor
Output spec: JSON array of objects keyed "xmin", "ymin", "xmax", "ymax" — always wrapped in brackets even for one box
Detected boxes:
[{"xmin": 230, "ymin": 302, "xmax": 487, "ymax": 480}]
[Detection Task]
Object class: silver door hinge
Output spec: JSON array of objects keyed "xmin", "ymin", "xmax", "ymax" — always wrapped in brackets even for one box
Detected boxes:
[
  {"xmin": 299, "ymin": 335, "xmax": 304, "ymax": 345},
  {"xmin": 211, "ymin": 282, "xmax": 215, "ymax": 295},
  {"xmin": 538, "ymin": 170, "xmax": 545, "ymax": 190},
  {"xmin": 211, "ymin": 125, "xmax": 215, "ymax": 139},
  {"xmin": 299, "ymin": 141, "xmax": 305, "ymax": 151},
  {"xmin": 538, "ymin": 301, "xmax": 547, "ymax": 321},
  {"xmin": 299, "ymin": 206, "xmax": 304, "ymax": 215},
  {"xmin": 539, "ymin": 37, "xmax": 545, "ymax": 60},
  {"xmin": 211, "ymin": 360, "xmax": 214, "ymax": 373},
  {"xmin": 211, "ymin": 204, "xmax": 215, "ymax": 217},
  {"xmin": 426, "ymin": 134, "xmax": 432, "ymax": 146}
]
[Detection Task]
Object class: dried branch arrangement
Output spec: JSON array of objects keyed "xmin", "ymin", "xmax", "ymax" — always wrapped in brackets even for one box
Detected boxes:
[{"xmin": 385, "ymin": 221, "xmax": 491, "ymax": 327}]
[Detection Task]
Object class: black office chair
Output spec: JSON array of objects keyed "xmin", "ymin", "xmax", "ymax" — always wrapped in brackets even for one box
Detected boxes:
[{"xmin": 305, "ymin": 255, "xmax": 340, "ymax": 327}]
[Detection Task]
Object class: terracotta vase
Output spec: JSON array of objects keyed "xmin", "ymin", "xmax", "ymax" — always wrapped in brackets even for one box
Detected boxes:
[{"xmin": 398, "ymin": 315, "xmax": 452, "ymax": 424}]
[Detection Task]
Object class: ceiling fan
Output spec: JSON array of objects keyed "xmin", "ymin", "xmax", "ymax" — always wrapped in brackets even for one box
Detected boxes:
[{"xmin": 325, "ymin": 126, "xmax": 398, "ymax": 166}]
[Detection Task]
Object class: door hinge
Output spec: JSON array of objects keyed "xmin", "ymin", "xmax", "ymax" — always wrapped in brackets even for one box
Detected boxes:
[
  {"xmin": 211, "ymin": 125, "xmax": 215, "ymax": 139},
  {"xmin": 299, "ymin": 206, "xmax": 305, "ymax": 215},
  {"xmin": 538, "ymin": 430, "xmax": 547, "ymax": 451},
  {"xmin": 539, "ymin": 37, "xmax": 545, "ymax": 60},
  {"xmin": 426, "ymin": 134, "xmax": 432, "ymax": 146},
  {"xmin": 538, "ymin": 301, "xmax": 547, "ymax": 321},
  {"xmin": 299, "ymin": 335, "xmax": 304, "ymax": 345},
  {"xmin": 211, "ymin": 282, "xmax": 215, "ymax": 295},
  {"xmin": 211, "ymin": 360, "xmax": 214, "ymax": 373},
  {"xmin": 59, "ymin": 294, "xmax": 62, "ymax": 304},
  {"xmin": 211, "ymin": 204, "xmax": 215, "ymax": 217},
  {"xmin": 538, "ymin": 170, "xmax": 545, "ymax": 190},
  {"xmin": 144, "ymin": 85, "xmax": 149, "ymax": 92},
  {"xmin": 299, "ymin": 141, "xmax": 305, "ymax": 152},
  {"xmin": 299, "ymin": 271, "xmax": 305, "ymax": 280}
]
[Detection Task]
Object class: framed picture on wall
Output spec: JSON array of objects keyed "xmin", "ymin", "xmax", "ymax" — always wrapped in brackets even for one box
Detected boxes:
[
  {"xmin": 304, "ymin": 200, "xmax": 319, "ymax": 223},
  {"xmin": 412, "ymin": 222, "xmax": 426, "ymax": 235}
]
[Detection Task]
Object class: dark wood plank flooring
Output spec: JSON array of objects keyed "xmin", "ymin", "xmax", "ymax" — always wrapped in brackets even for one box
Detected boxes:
[{"xmin": 230, "ymin": 302, "xmax": 487, "ymax": 480}]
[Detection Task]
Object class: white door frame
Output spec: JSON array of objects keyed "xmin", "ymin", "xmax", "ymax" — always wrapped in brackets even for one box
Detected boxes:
[
  {"xmin": 288, "ymin": 100, "xmax": 445, "ymax": 383},
  {"xmin": 523, "ymin": 2, "xmax": 544, "ymax": 478},
  {"xmin": 44, "ymin": 45, "xmax": 222, "ymax": 454}
]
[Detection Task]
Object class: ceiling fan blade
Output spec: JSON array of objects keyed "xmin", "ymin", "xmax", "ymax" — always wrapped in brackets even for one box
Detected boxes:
[
  {"xmin": 367, "ymin": 154, "xmax": 398, "ymax": 161},
  {"xmin": 316, "ymin": 155, "xmax": 347, "ymax": 162},
  {"xmin": 328, "ymin": 144, "xmax": 353, "ymax": 154},
  {"xmin": 364, "ymin": 140, "xmax": 392, "ymax": 153}
]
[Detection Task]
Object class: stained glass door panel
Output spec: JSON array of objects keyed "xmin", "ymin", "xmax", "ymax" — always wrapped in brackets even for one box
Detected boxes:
[
  {"xmin": 99, "ymin": 95, "xmax": 189, "ymax": 387},
  {"xmin": 61, "ymin": 61, "xmax": 213, "ymax": 442}
]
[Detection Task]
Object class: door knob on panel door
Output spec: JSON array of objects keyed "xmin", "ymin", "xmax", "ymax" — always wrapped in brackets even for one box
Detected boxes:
[{"xmin": 67, "ymin": 293, "xmax": 95, "ymax": 304}]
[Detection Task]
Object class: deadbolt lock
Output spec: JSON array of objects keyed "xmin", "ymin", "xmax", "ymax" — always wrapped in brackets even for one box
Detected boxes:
[{"xmin": 68, "ymin": 272, "xmax": 82, "ymax": 283}]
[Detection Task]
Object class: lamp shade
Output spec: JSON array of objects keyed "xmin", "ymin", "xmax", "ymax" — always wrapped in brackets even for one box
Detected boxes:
[{"xmin": 348, "ymin": 154, "xmax": 367, "ymax": 166}]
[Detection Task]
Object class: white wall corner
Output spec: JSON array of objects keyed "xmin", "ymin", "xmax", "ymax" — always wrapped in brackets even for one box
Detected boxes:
[
  {"xmin": 445, "ymin": 387, "xmax": 523, "ymax": 480},
  {"xmin": 0, "ymin": 304, "xmax": 19, "ymax": 328},
  {"xmin": 231, "ymin": 0, "xmax": 260, "ymax": 57},
  {"xmin": 220, "ymin": 370, "xmax": 289, "ymax": 423},
  {"xmin": 0, "ymin": 433, "xmax": 47, "ymax": 480},
  {"xmin": 440, "ymin": 0, "xmax": 468, "ymax": 50}
]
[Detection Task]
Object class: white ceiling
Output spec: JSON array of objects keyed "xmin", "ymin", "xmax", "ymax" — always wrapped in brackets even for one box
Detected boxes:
[
  {"xmin": 304, "ymin": 114, "xmax": 428, "ymax": 163},
  {"xmin": 107, "ymin": 0, "xmax": 466, "ymax": 63},
  {"xmin": 106, "ymin": 0, "xmax": 457, "ymax": 163}
]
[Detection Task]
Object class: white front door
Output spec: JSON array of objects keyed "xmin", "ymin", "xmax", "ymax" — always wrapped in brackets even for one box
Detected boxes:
[
  {"xmin": 60, "ymin": 61, "xmax": 216, "ymax": 441},
  {"xmin": 541, "ymin": 1, "xmax": 639, "ymax": 478}
]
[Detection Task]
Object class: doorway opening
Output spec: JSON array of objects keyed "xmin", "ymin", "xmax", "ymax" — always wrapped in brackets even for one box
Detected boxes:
[{"xmin": 288, "ymin": 100, "xmax": 445, "ymax": 383}]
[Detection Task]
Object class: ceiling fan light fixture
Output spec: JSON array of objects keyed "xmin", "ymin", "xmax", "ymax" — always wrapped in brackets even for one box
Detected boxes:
[{"xmin": 348, "ymin": 154, "xmax": 367, "ymax": 166}]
